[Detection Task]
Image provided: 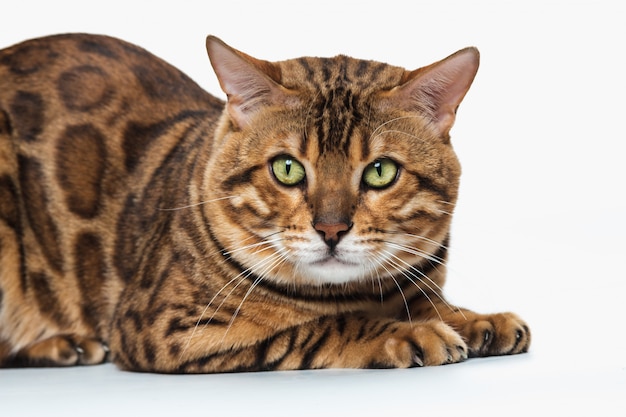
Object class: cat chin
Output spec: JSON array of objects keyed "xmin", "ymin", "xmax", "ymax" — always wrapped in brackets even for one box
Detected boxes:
[{"xmin": 299, "ymin": 258, "xmax": 368, "ymax": 285}]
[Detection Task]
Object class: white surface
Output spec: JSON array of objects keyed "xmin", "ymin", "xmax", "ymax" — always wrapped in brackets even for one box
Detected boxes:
[{"xmin": 1, "ymin": 1, "xmax": 625, "ymax": 416}]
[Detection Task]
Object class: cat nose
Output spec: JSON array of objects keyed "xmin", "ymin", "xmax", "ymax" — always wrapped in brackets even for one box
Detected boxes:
[{"xmin": 313, "ymin": 221, "xmax": 352, "ymax": 247}]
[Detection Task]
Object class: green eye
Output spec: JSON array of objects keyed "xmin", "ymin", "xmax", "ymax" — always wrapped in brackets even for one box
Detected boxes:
[
  {"xmin": 271, "ymin": 155, "xmax": 306, "ymax": 186},
  {"xmin": 363, "ymin": 159, "xmax": 398, "ymax": 188}
]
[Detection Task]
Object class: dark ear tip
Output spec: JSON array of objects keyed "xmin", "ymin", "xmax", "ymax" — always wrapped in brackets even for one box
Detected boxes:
[
  {"xmin": 459, "ymin": 47, "xmax": 480, "ymax": 66},
  {"xmin": 443, "ymin": 47, "xmax": 479, "ymax": 76},
  {"xmin": 466, "ymin": 46, "xmax": 479, "ymax": 56},
  {"xmin": 205, "ymin": 35, "xmax": 223, "ymax": 52}
]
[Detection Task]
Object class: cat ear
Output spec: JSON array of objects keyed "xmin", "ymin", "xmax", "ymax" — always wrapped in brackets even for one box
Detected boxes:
[
  {"xmin": 385, "ymin": 47, "xmax": 479, "ymax": 137},
  {"xmin": 206, "ymin": 36, "xmax": 294, "ymax": 129}
]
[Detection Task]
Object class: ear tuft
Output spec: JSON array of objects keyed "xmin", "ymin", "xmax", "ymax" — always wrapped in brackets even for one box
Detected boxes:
[
  {"xmin": 206, "ymin": 36, "xmax": 289, "ymax": 128},
  {"xmin": 389, "ymin": 47, "xmax": 480, "ymax": 137}
]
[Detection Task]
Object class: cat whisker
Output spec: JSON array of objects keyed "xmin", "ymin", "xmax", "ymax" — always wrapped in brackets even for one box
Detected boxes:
[
  {"xmin": 180, "ymin": 272, "xmax": 245, "ymax": 360},
  {"xmin": 384, "ymin": 241, "xmax": 446, "ymax": 266},
  {"xmin": 219, "ymin": 250, "xmax": 290, "ymax": 345},
  {"xmin": 158, "ymin": 195, "xmax": 239, "ymax": 211},
  {"xmin": 371, "ymin": 129, "xmax": 427, "ymax": 144},
  {"xmin": 383, "ymin": 233, "xmax": 465, "ymax": 294},
  {"xmin": 434, "ymin": 200, "xmax": 456, "ymax": 216},
  {"xmin": 380, "ymin": 238, "xmax": 466, "ymax": 320},
  {"xmin": 358, "ymin": 254, "xmax": 385, "ymax": 304},
  {"xmin": 369, "ymin": 115, "xmax": 424, "ymax": 141},
  {"xmin": 436, "ymin": 200, "xmax": 457, "ymax": 207},
  {"xmin": 181, "ymin": 237, "xmax": 287, "ymax": 359},
  {"xmin": 222, "ymin": 230, "xmax": 287, "ymax": 255},
  {"xmin": 181, "ymin": 251, "xmax": 284, "ymax": 359},
  {"xmin": 368, "ymin": 259, "xmax": 385, "ymax": 305},
  {"xmin": 382, "ymin": 241, "xmax": 450, "ymax": 297},
  {"xmin": 383, "ymin": 231, "xmax": 448, "ymax": 251},
  {"xmin": 204, "ymin": 243, "xmax": 285, "ymax": 321},
  {"xmin": 380, "ymin": 250, "xmax": 443, "ymax": 321},
  {"xmin": 370, "ymin": 253, "xmax": 413, "ymax": 326},
  {"xmin": 222, "ymin": 236, "xmax": 284, "ymax": 256},
  {"xmin": 384, "ymin": 251, "xmax": 465, "ymax": 320}
]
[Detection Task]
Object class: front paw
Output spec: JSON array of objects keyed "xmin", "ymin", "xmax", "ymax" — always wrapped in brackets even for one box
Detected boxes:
[
  {"xmin": 14, "ymin": 335, "xmax": 109, "ymax": 367},
  {"xmin": 458, "ymin": 312, "xmax": 531, "ymax": 357},
  {"xmin": 383, "ymin": 321, "xmax": 468, "ymax": 367}
]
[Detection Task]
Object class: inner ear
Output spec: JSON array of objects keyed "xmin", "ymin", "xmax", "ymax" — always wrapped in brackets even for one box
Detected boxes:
[
  {"xmin": 385, "ymin": 47, "xmax": 480, "ymax": 137},
  {"xmin": 206, "ymin": 36, "xmax": 296, "ymax": 129}
]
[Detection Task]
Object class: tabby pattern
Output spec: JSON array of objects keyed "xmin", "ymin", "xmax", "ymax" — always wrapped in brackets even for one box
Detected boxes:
[{"xmin": 0, "ymin": 33, "xmax": 530, "ymax": 373}]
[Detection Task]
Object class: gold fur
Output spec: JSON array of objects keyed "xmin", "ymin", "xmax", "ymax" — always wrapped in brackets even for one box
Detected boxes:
[{"xmin": 0, "ymin": 34, "xmax": 529, "ymax": 372}]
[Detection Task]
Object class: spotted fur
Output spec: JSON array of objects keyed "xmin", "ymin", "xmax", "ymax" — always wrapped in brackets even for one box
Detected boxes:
[{"xmin": 0, "ymin": 33, "xmax": 530, "ymax": 372}]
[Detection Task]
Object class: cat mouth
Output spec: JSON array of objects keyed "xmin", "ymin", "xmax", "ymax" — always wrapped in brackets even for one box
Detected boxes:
[
  {"xmin": 301, "ymin": 254, "xmax": 366, "ymax": 284},
  {"xmin": 293, "ymin": 246, "xmax": 368, "ymax": 284},
  {"xmin": 311, "ymin": 256, "xmax": 357, "ymax": 267}
]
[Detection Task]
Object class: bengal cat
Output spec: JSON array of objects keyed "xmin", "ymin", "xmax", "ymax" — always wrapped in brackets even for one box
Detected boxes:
[{"xmin": 0, "ymin": 33, "xmax": 530, "ymax": 373}]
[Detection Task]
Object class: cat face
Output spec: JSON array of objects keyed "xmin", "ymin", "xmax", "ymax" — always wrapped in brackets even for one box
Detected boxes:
[{"xmin": 203, "ymin": 37, "xmax": 478, "ymax": 286}]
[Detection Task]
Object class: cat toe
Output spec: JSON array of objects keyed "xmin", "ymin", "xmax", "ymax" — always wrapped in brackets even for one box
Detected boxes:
[
  {"xmin": 12, "ymin": 335, "xmax": 108, "ymax": 367},
  {"xmin": 75, "ymin": 337, "xmax": 109, "ymax": 365},
  {"xmin": 463, "ymin": 313, "xmax": 531, "ymax": 357},
  {"xmin": 385, "ymin": 321, "xmax": 468, "ymax": 367}
]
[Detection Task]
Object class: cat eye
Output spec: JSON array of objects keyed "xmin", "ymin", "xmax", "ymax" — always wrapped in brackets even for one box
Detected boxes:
[
  {"xmin": 271, "ymin": 155, "xmax": 306, "ymax": 186},
  {"xmin": 362, "ymin": 159, "xmax": 399, "ymax": 189}
]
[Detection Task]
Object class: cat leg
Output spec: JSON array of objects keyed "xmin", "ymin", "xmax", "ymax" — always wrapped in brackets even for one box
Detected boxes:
[
  {"xmin": 7, "ymin": 335, "xmax": 108, "ymax": 367},
  {"xmin": 111, "ymin": 313, "xmax": 468, "ymax": 373},
  {"xmin": 409, "ymin": 296, "xmax": 531, "ymax": 358}
]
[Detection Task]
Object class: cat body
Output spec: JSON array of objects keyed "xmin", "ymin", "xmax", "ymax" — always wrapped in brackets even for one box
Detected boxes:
[{"xmin": 0, "ymin": 33, "xmax": 529, "ymax": 372}]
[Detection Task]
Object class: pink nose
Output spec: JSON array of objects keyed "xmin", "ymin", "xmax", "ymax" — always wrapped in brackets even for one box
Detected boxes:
[{"xmin": 314, "ymin": 222, "xmax": 351, "ymax": 247}]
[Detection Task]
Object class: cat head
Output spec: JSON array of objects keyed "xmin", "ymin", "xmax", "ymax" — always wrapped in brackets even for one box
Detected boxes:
[{"xmin": 202, "ymin": 36, "xmax": 478, "ymax": 287}]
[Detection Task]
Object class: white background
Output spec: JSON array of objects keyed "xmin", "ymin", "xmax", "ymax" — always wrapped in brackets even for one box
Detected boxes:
[{"xmin": 1, "ymin": 1, "xmax": 624, "ymax": 416}]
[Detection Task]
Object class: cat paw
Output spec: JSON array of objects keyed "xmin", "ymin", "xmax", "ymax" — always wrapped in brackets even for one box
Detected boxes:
[
  {"xmin": 15, "ymin": 335, "xmax": 109, "ymax": 366},
  {"xmin": 458, "ymin": 312, "xmax": 531, "ymax": 357},
  {"xmin": 384, "ymin": 321, "xmax": 468, "ymax": 367}
]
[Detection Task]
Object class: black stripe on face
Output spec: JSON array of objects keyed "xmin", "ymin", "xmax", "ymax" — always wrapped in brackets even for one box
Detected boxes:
[
  {"xmin": 416, "ymin": 174, "xmax": 451, "ymax": 203},
  {"xmin": 312, "ymin": 86, "xmax": 361, "ymax": 156},
  {"xmin": 221, "ymin": 165, "xmax": 260, "ymax": 191}
]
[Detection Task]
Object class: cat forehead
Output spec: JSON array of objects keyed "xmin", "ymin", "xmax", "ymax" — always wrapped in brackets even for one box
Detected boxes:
[
  {"xmin": 277, "ymin": 55, "xmax": 406, "ymax": 92},
  {"xmin": 261, "ymin": 57, "xmax": 412, "ymax": 158}
]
